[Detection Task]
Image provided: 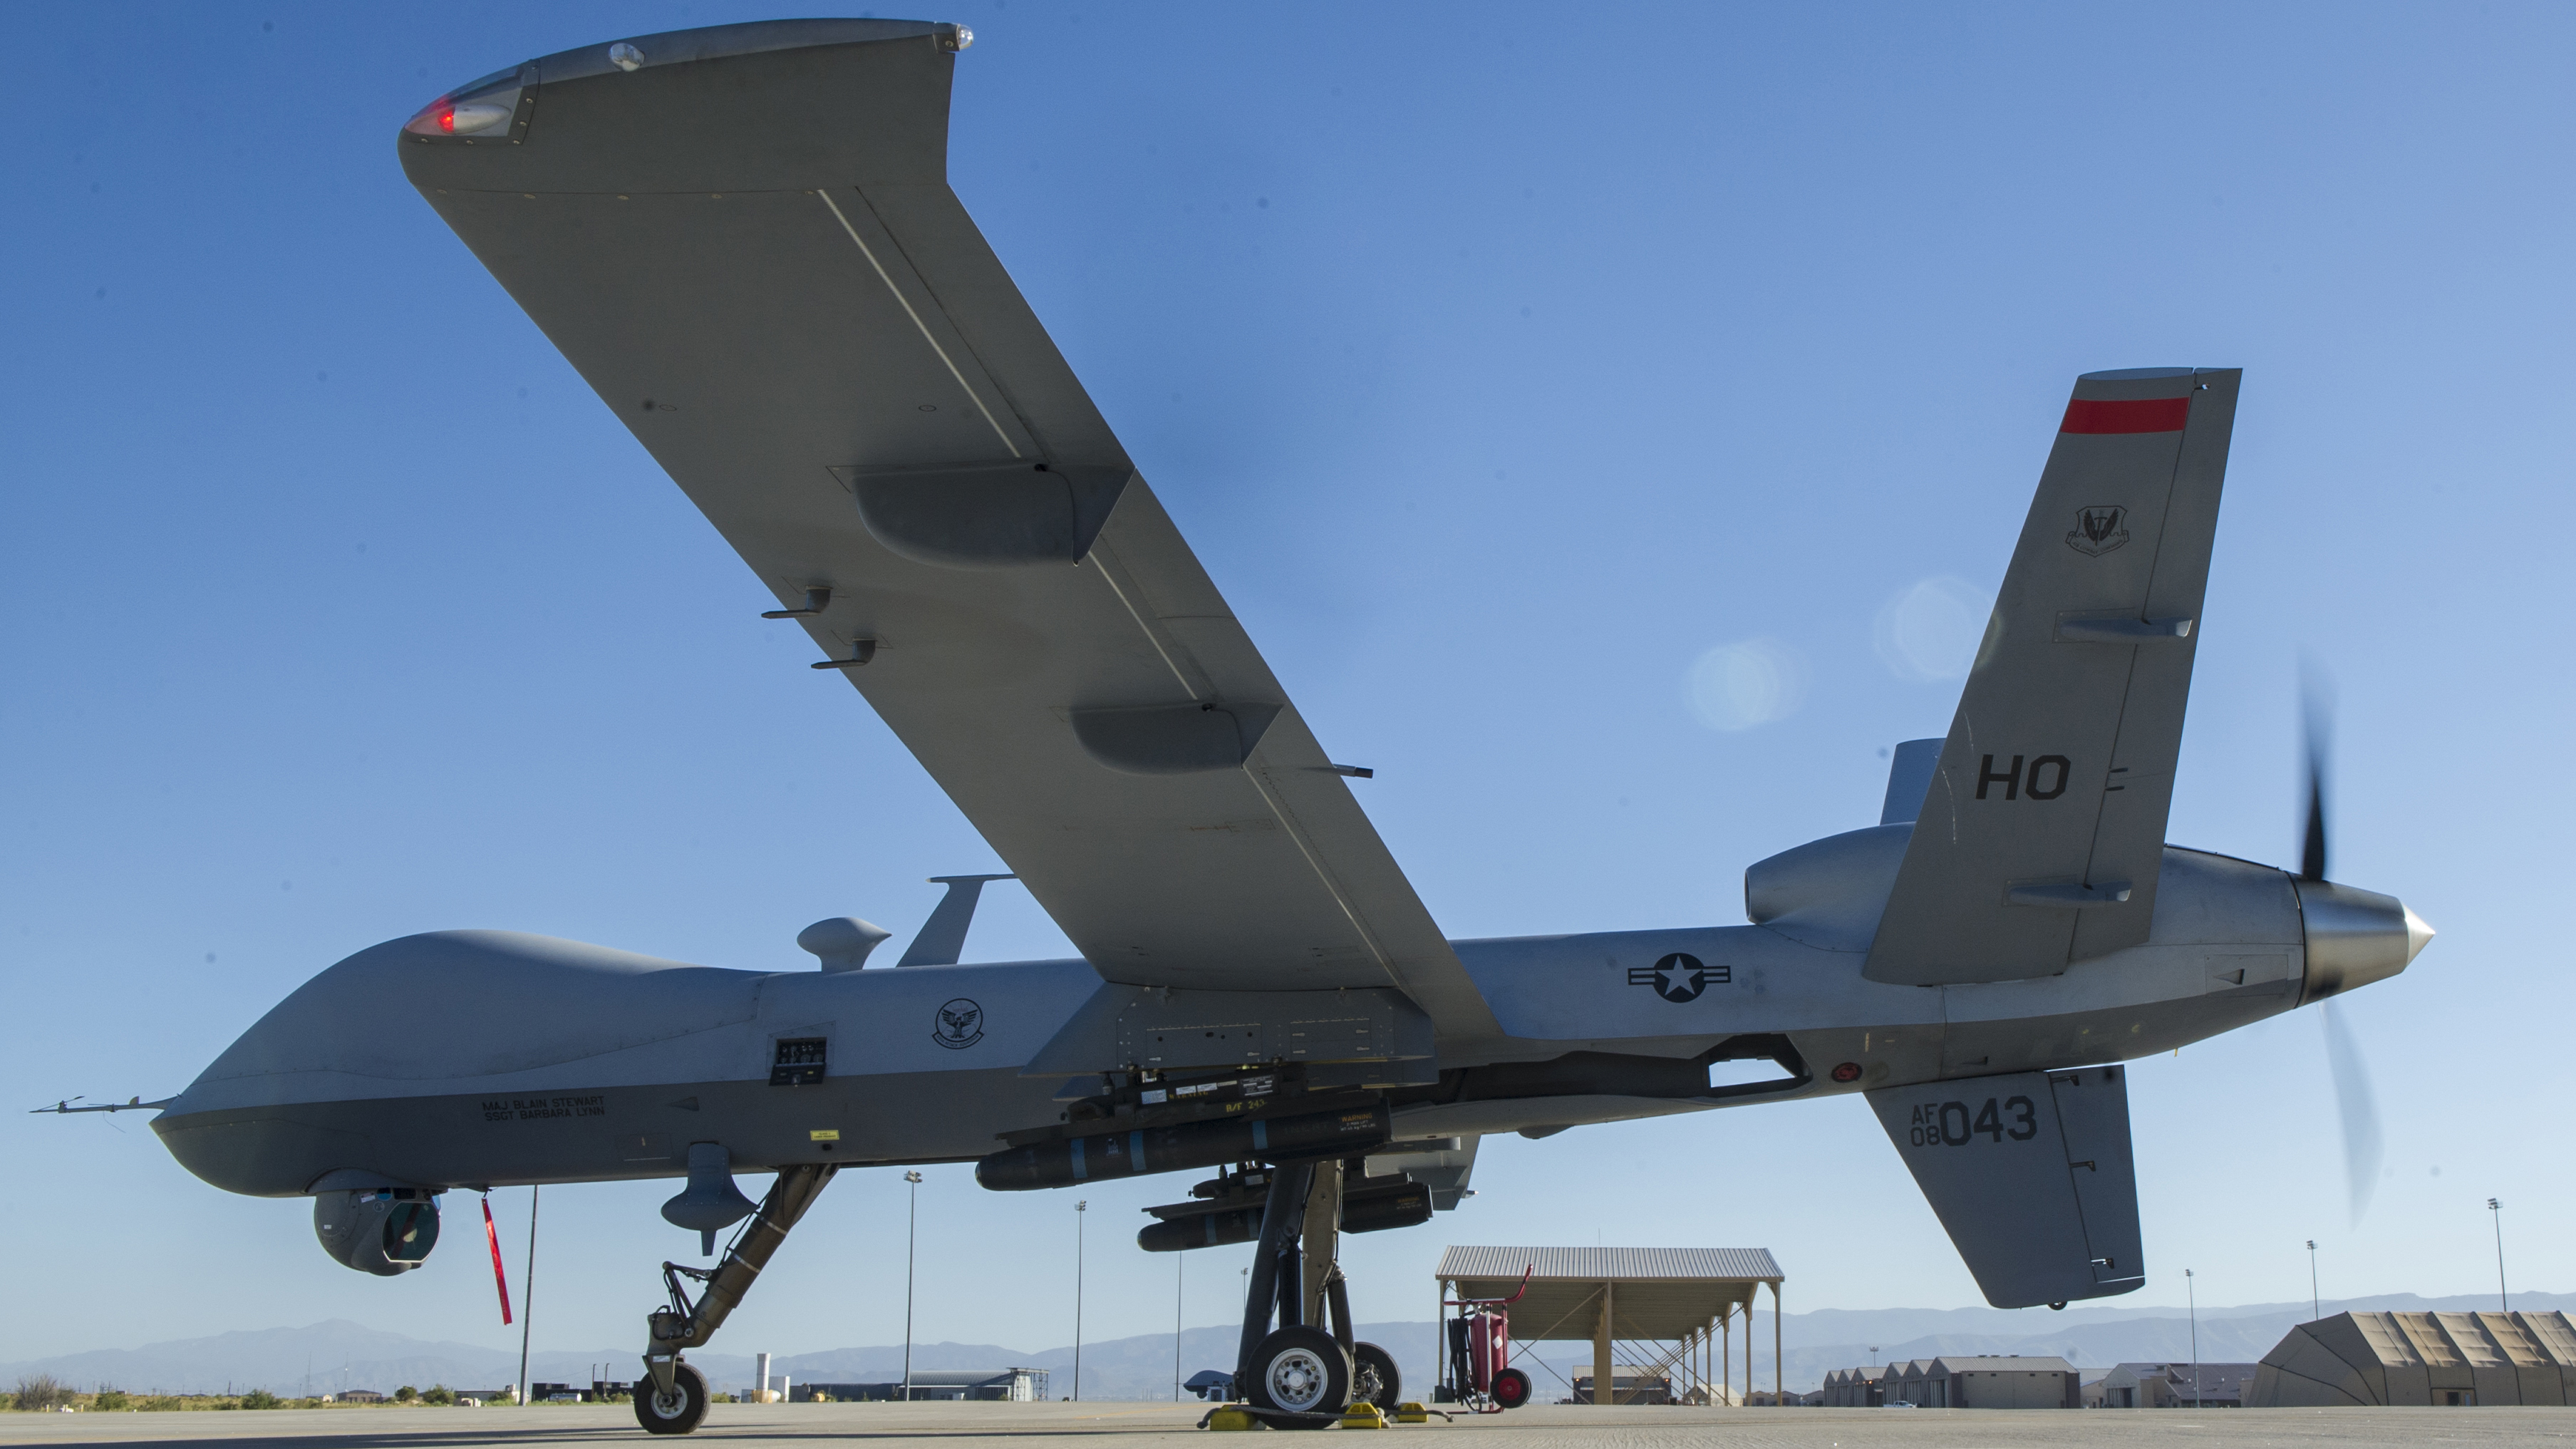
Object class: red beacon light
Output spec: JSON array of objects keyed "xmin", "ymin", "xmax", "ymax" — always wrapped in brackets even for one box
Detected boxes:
[{"xmin": 405, "ymin": 98, "xmax": 513, "ymax": 138}]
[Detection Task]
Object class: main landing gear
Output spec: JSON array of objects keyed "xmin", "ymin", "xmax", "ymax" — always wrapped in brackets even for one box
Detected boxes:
[
  {"xmin": 1233, "ymin": 1157, "xmax": 1402, "ymax": 1425},
  {"xmin": 633, "ymin": 1163, "xmax": 837, "ymax": 1435}
]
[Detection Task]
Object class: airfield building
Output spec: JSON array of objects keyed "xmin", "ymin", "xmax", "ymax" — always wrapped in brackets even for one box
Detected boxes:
[
  {"xmin": 802, "ymin": 1369, "xmax": 1048, "ymax": 1402},
  {"xmin": 2247, "ymin": 1311, "xmax": 2576, "ymax": 1407},
  {"xmin": 1867, "ymin": 1356, "xmax": 2079, "ymax": 1408},
  {"xmin": 2095, "ymin": 1361, "xmax": 2257, "ymax": 1408},
  {"xmin": 1821, "ymin": 1366, "xmax": 1886, "ymax": 1406}
]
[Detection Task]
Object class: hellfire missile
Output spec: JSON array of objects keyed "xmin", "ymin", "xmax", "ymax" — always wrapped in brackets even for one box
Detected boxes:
[{"xmin": 973, "ymin": 1103, "xmax": 1392, "ymax": 1191}]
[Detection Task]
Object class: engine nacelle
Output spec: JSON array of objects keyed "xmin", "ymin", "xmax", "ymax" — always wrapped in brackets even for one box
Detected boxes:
[{"xmin": 314, "ymin": 1189, "xmax": 440, "ymax": 1276}]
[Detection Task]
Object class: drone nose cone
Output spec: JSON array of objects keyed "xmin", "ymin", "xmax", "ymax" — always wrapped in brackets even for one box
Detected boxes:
[
  {"xmin": 2295, "ymin": 879, "xmax": 2424, "ymax": 1004},
  {"xmin": 2402, "ymin": 904, "xmax": 2436, "ymax": 965}
]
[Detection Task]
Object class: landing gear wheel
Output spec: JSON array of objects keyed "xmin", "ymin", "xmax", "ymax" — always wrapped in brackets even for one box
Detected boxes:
[
  {"xmin": 1351, "ymin": 1341, "xmax": 1401, "ymax": 1413},
  {"xmin": 1490, "ymin": 1367, "xmax": 1533, "ymax": 1410},
  {"xmin": 1246, "ymin": 1325, "xmax": 1351, "ymax": 1427},
  {"xmin": 633, "ymin": 1363, "xmax": 708, "ymax": 1435}
]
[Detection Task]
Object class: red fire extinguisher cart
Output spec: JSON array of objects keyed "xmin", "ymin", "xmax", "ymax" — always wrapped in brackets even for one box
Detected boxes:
[{"xmin": 1441, "ymin": 1266, "xmax": 1533, "ymax": 1411}]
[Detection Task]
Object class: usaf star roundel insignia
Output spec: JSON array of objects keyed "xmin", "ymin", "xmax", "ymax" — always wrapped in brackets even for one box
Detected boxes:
[
  {"xmin": 1626, "ymin": 952, "xmax": 1729, "ymax": 1003},
  {"xmin": 2065, "ymin": 504, "xmax": 2130, "ymax": 557},
  {"xmin": 932, "ymin": 997, "xmax": 985, "ymax": 1049}
]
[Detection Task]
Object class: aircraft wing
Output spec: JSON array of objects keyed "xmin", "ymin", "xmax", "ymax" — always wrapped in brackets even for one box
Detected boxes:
[{"xmin": 398, "ymin": 21, "xmax": 1501, "ymax": 1041}]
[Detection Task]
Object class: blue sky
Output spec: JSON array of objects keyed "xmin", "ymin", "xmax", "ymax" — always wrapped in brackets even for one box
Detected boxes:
[{"xmin": 4, "ymin": 1, "xmax": 2566, "ymax": 1374}]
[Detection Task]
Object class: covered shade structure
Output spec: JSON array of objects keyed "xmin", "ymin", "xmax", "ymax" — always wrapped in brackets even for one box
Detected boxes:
[
  {"xmin": 2250, "ymin": 1311, "xmax": 2576, "ymax": 1406},
  {"xmin": 1437, "ymin": 1246, "xmax": 1784, "ymax": 1407}
]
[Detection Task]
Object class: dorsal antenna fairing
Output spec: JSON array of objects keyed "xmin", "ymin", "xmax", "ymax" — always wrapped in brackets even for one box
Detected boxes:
[
  {"xmin": 796, "ymin": 917, "xmax": 891, "ymax": 972},
  {"xmin": 896, "ymin": 875, "xmax": 1017, "ymax": 966}
]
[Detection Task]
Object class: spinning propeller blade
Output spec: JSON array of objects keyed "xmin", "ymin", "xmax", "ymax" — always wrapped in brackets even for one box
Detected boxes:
[
  {"xmin": 2322, "ymin": 999, "xmax": 2383, "ymax": 1225},
  {"xmin": 2299, "ymin": 668, "xmax": 2381, "ymax": 1224}
]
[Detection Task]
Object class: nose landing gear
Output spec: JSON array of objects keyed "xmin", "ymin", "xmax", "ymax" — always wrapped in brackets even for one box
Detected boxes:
[
  {"xmin": 633, "ymin": 1163, "xmax": 836, "ymax": 1434},
  {"xmin": 633, "ymin": 1363, "xmax": 708, "ymax": 1435}
]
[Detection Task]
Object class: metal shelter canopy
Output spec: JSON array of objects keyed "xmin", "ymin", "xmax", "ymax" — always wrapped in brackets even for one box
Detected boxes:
[
  {"xmin": 1439, "ymin": 1247, "xmax": 1781, "ymax": 1339},
  {"xmin": 1439, "ymin": 1246, "xmax": 1785, "ymax": 1407}
]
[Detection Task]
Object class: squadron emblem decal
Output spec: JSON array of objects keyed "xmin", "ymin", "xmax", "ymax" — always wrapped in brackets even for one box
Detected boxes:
[
  {"xmin": 932, "ymin": 997, "xmax": 986, "ymax": 1049},
  {"xmin": 2065, "ymin": 505, "xmax": 2130, "ymax": 557},
  {"xmin": 1626, "ymin": 952, "xmax": 1729, "ymax": 1003}
]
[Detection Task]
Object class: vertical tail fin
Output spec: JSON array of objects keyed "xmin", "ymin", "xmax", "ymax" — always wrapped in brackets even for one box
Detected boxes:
[{"xmin": 1865, "ymin": 368, "xmax": 2240, "ymax": 986}]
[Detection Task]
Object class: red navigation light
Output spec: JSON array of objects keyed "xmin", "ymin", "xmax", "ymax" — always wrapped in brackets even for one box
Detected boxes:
[
  {"xmin": 404, "ymin": 98, "xmax": 513, "ymax": 138},
  {"xmin": 1831, "ymin": 1062, "xmax": 1863, "ymax": 1083}
]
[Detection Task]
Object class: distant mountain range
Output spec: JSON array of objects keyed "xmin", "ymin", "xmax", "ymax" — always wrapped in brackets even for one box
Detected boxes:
[
  {"xmin": 6, "ymin": 1292, "xmax": 2561, "ymax": 1400},
  {"xmin": 1764, "ymin": 1291, "xmax": 2575, "ymax": 1396},
  {"xmin": 0, "ymin": 1319, "xmax": 1390, "ymax": 1404}
]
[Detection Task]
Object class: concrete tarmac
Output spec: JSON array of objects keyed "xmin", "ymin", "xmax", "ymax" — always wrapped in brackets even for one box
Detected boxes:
[{"xmin": 4, "ymin": 1401, "xmax": 2575, "ymax": 1449}]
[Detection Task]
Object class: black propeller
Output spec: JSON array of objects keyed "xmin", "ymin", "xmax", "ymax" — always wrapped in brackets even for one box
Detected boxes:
[
  {"xmin": 2300, "ymin": 669, "xmax": 2381, "ymax": 1224},
  {"xmin": 2299, "ymin": 702, "xmax": 2329, "ymax": 882}
]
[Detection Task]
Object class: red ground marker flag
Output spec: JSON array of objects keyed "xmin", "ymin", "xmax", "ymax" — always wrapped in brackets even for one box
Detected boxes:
[{"xmin": 483, "ymin": 1195, "xmax": 514, "ymax": 1325}]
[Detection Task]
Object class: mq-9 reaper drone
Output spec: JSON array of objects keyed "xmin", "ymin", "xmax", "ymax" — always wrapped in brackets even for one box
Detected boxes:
[{"xmin": 88, "ymin": 19, "xmax": 2428, "ymax": 1434}]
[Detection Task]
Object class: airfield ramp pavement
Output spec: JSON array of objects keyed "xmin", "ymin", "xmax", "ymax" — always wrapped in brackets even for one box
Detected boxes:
[{"xmin": 4, "ymin": 1401, "xmax": 2576, "ymax": 1448}]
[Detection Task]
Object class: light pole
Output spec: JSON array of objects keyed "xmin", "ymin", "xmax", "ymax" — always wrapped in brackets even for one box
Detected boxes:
[
  {"xmin": 1072, "ymin": 1200, "xmax": 1087, "ymax": 1403},
  {"xmin": 518, "ymin": 1185, "xmax": 538, "ymax": 1406},
  {"xmin": 2185, "ymin": 1269, "xmax": 2198, "ymax": 1409},
  {"xmin": 2307, "ymin": 1240, "xmax": 2319, "ymax": 1321},
  {"xmin": 902, "ymin": 1171, "xmax": 923, "ymax": 1404},
  {"xmin": 1174, "ymin": 1251, "xmax": 1186, "ymax": 1401},
  {"xmin": 2490, "ymin": 1199, "xmax": 2508, "ymax": 1311}
]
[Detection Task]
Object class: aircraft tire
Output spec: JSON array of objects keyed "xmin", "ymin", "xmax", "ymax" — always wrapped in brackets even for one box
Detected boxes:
[
  {"xmin": 633, "ymin": 1363, "xmax": 708, "ymax": 1435},
  {"xmin": 1351, "ymin": 1341, "xmax": 1401, "ymax": 1413},
  {"xmin": 1245, "ymin": 1325, "xmax": 1350, "ymax": 1427}
]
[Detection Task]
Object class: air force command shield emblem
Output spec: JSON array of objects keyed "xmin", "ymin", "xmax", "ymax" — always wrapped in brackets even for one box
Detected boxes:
[{"xmin": 2065, "ymin": 505, "xmax": 2130, "ymax": 557}]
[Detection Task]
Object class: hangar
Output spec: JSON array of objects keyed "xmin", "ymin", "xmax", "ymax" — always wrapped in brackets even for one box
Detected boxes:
[
  {"xmin": 1437, "ymin": 1246, "xmax": 1782, "ymax": 1408},
  {"xmin": 1824, "ymin": 1351, "xmax": 2081, "ymax": 1402},
  {"xmin": 803, "ymin": 1369, "xmax": 1048, "ymax": 1403},
  {"xmin": 1826, "ymin": 1356, "xmax": 2078, "ymax": 1408},
  {"xmin": 2249, "ymin": 1311, "xmax": 2576, "ymax": 1406}
]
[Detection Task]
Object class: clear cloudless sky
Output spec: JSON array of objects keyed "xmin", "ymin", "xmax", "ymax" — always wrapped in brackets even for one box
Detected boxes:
[{"xmin": 4, "ymin": 1, "xmax": 2567, "ymax": 1375}]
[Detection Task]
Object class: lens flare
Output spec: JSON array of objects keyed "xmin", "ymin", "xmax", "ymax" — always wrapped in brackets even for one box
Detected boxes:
[
  {"xmin": 1685, "ymin": 639, "xmax": 1806, "ymax": 731},
  {"xmin": 1873, "ymin": 576, "xmax": 1992, "ymax": 682}
]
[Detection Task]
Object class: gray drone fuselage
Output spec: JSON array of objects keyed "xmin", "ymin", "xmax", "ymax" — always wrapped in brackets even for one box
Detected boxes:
[{"xmin": 152, "ymin": 837, "xmax": 2385, "ymax": 1199}]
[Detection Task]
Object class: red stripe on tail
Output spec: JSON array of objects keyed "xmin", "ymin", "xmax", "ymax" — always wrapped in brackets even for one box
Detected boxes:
[{"xmin": 2061, "ymin": 396, "xmax": 2191, "ymax": 434}]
